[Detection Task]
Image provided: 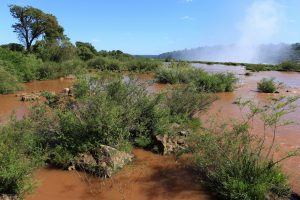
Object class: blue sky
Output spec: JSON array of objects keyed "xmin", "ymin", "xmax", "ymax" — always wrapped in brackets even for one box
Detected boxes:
[{"xmin": 0, "ymin": 0, "xmax": 300, "ymax": 54}]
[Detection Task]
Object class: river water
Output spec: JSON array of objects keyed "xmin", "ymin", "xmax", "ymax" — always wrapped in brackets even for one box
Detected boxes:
[{"xmin": 0, "ymin": 66, "xmax": 299, "ymax": 199}]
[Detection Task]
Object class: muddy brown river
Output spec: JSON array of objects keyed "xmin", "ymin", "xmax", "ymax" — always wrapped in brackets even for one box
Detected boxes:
[{"xmin": 0, "ymin": 67, "xmax": 299, "ymax": 199}]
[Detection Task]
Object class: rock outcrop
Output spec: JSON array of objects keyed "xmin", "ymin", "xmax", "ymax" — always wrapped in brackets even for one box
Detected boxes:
[
  {"xmin": 0, "ymin": 195, "xmax": 18, "ymax": 200},
  {"xmin": 20, "ymin": 93, "xmax": 40, "ymax": 101},
  {"xmin": 156, "ymin": 130, "xmax": 189, "ymax": 155},
  {"xmin": 70, "ymin": 145, "xmax": 133, "ymax": 178}
]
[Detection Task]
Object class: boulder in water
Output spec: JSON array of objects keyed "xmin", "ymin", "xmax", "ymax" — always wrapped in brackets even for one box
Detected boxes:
[{"xmin": 73, "ymin": 145, "xmax": 133, "ymax": 178}]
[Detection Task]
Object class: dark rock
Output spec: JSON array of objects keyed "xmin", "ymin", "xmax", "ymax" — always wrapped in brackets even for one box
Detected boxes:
[
  {"xmin": 275, "ymin": 91, "xmax": 280, "ymax": 94},
  {"xmin": 291, "ymin": 193, "xmax": 300, "ymax": 200}
]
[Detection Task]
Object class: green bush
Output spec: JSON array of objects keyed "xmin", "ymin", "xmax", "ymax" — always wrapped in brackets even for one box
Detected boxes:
[
  {"xmin": 36, "ymin": 62, "xmax": 60, "ymax": 80},
  {"xmin": 155, "ymin": 62, "xmax": 202, "ymax": 84},
  {"xmin": 257, "ymin": 78, "xmax": 277, "ymax": 93},
  {"xmin": 32, "ymin": 39, "xmax": 77, "ymax": 63},
  {"xmin": 126, "ymin": 58, "xmax": 161, "ymax": 72},
  {"xmin": 0, "ymin": 48, "xmax": 42, "ymax": 82},
  {"xmin": 244, "ymin": 63, "xmax": 275, "ymax": 72},
  {"xmin": 0, "ymin": 119, "xmax": 44, "ymax": 196},
  {"xmin": 194, "ymin": 72, "xmax": 238, "ymax": 92},
  {"xmin": 88, "ymin": 56, "xmax": 122, "ymax": 71},
  {"xmin": 0, "ymin": 67, "xmax": 22, "ymax": 94},
  {"xmin": 36, "ymin": 59, "xmax": 85, "ymax": 80},
  {"xmin": 30, "ymin": 78, "xmax": 170, "ymax": 166},
  {"xmin": 164, "ymin": 85, "xmax": 217, "ymax": 119},
  {"xmin": 277, "ymin": 61, "xmax": 300, "ymax": 72},
  {"xmin": 155, "ymin": 62, "xmax": 238, "ymax": 92},
  {"xmin": 187, "ymin": 97, "xmax": 299, "ymax": 200}
]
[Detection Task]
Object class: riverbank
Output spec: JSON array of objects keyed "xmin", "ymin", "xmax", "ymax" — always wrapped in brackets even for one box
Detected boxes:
[{"xmin": 0, "ymin": 66, "xmax": 300, "ymax": 199}]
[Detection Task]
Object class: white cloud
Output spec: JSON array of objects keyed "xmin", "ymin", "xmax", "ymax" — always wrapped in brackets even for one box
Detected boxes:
[
  {"xmin": 184, "ymin": 0, "xmax": 193, "ymax": 3},
  {"xmin": 181, "ymin": 15, "xmax": 194, "ymax": 20}
]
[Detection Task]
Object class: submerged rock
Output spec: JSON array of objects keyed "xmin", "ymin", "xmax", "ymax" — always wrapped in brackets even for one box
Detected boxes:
[
  {"xmin": 20, "ymin": 93, "xmax": 40, "ymax": 101},
  {"xmin": 73, "ymin": 145, "xmax": 133, "ymax": 178}
]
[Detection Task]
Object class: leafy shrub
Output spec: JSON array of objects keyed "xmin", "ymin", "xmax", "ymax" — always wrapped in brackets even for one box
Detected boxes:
[
  {"xmin": 164, "ymin": 85, "xmax": 217, "ymax": 119},
  {"xmin": 194, "ymin": 72, "xmax": 237, "ymax": 92},
  {"xmin": 244, "ymin": 63, "xmax": 275, "ymax": 72},
  {"xmin": 0, "ymin": 48, "xmax": 42, "ymax": 82},
  {"xmin": 31, "ymin": 78, "xmax": 170, "ymax": 166},
  {"xmin": 155, "ymin": 62, "xmax": 238, "ymax": 92},
  {"xmin": 277, "ymin": 61, "xmax": 300, "ymax": 72},
  {"xmin": 75, "ymin": 41, "xmax": 97, "ymax": 61},
  {"xmin": 32, "ymin": 39, "xmax": 77, "ymax": 62},
  {"xmin": 37, "ymin": 59, "xmax": 85, "ymax": 80},
  {"xmin": 126, "ymin": 58, "xmax": 161, "ymax": 72},
  {"xmin": 0, "ymin": 67, "xmax": 22, "ymax": 94},
  {"xmin": 0, "ymin": 43, "xmax": 24, "ymax": 52},
  {"xmin": 36, "ymin": 62, "xmax": 60, "ymax": 80},
  {"xmin": 58, "ymin": 59, "xmax": 86, "ymax": 77},
  {"xmin": 0, "ymin": 119, "xmax": 44, "ymax": 196},
  {"xmin": 155, "ymin": 62, "xmax": 202, "ymax": 84},
  {"xmin": 88, "ymin": 56, "xmax": 122, "ymax": 71},
  {"xmin": 187, "ymin": 97, "xmax": 299, "ymax": 200},
  {"xmin": 257, "ymin": 78, "xmax": 277, "ymax": 93}
]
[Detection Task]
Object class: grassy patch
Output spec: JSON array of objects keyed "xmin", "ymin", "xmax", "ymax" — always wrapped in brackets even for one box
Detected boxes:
[
  {"xmin": 155, "ymin": 62, "xmax": 238, "ymax": 92},
  {"xmin": 257, "ymin": 78, "xmax": 277, "ymax": 93}
]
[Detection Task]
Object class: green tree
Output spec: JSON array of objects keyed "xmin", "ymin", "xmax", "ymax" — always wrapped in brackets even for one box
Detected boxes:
[
  {"xmin": 9, "ymin": 5, "xmax": 64, "ymax": 51},
  {"xmin": 75, "ymin": 42, "xmax": 97, "ymax": 61},
  {"xmin": 33, "ymin": 37, "xmax": 77, "ymax": 62},
  {"xmin": 0, "ymin": 43, "xmax": 24, "ymax": 52}
]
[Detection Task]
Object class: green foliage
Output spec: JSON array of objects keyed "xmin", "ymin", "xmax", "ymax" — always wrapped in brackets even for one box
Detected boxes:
[
  {"xmin": 87, "ymin": 56, "xmax": 122, "ymax": 71},
  {"xmin": 257, "ymin": 78, "xmax": 277, "ymax": 93},
  {"xmin": 155, "ymin": 62, "xmax": 238, "ymax": 92},
  {"xmin": 41, "ymin": 91, "xmax": 59, "ymax": 107},
  {"xmin": 126, "ymin": 58, "xmax": 162, "ymax": 72},
  {"xmin": 76, "ymin": 41, "xmax": 97, "ymax": 61},
  {"xmin": 277, "ymin": 61, "xmax": 300, "ymax": 72},
  {"xmin": 155, "ymin": 62, "xmax": 202, "ymax": 84},
  {"xmin": 31, "ymin": 78, "xmax": 170, "ymax": 166},
  {"xmin": 244, "ymin": 63, "xmax": 275, "ymax": 72},
  {"xmin": 187, "ymin": 97, "xmax": 299, "ymax": 200},
  {"xmin": 194, "ymin": 72, "xmax": 238, "ymax": 92},
  {"xmin": 0, "ymin": 67, "xmax": 22, "ymax": 94},
  {"xmin": 164, "ymin": 85, "xmax": 217, "ymax": 119},
  {"xmin": 0, "ymin": 119, "xmax": 44, "ymax": 196},
  {"xmin": 0, "ymin": 43, "xmax": 24, "ymax": 52},
  {"xmin": 32, "ymin": 39, "xmax": 77, "ymax": 62},
  {"xmin": 0, "ymin": 47, "xmax": 42, "ymax": 82},
  {"xmin": 244, "ymin": 61, "xmax": 300, "ymax": 72},
  {"xmin": 36, "ymin": 59, "xmax": 84, "ymax": 80},
  {"xmin": 9, "ymin": 4, "xmax": 64, "ymax": 51}
]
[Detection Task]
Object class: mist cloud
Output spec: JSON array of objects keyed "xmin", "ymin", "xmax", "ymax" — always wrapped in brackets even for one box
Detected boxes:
[{"xmin": 191, "ymin": 0, "xmax": 285, "ymax": 64}]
